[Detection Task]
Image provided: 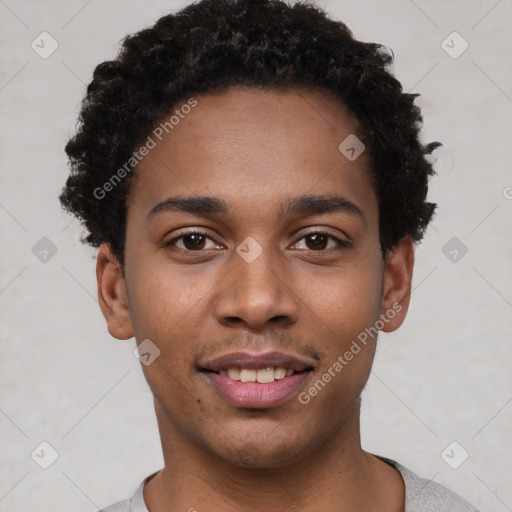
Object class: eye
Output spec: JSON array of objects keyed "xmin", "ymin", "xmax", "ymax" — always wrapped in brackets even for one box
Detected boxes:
[
  {"xmin": 164, "ymin": 230, "xmax": 222, "ymax": 251},
  {"xmin": 163, "ymin": 229, "xmax": 350, "ymax": 253},
  {"xmin": 292, "ymin": 231, "xmax": 350, "ymax": 251}
]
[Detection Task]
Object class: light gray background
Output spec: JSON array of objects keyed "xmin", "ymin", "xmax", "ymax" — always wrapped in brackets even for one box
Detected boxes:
[{"xmin": 1, "ymin": 0, "xmax": 511, "ymax": 510}]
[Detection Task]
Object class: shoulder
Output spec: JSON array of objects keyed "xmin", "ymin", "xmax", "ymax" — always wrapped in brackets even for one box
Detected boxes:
[
  {"xmin": 382, "ymin": 457, "xmax": 481, "ymax": 512},
  {"xmin": 98, "ymin": 499, "xmax": 131, "ymax": 512},
  {"xmin": 97, "ymin": 471, "xmax": 154, "ymax": 512}
]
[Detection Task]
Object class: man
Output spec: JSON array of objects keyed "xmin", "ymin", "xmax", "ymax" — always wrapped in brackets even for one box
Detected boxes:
[{"xmin": 59, "ymin": 0, "xmax": 480, "ymax": 510}]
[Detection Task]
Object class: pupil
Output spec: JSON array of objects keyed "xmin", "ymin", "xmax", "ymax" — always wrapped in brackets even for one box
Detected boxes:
[
  {"xmin": 307, "ymin": 234, "xmax": 327, "ymax": 250},
  {"xmin": 184, "ymin": 234, "xmax": 205, "ymax": 250}
]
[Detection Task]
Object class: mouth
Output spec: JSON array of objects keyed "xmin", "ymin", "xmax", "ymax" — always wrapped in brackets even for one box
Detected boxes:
[
  {"xmin": 205, "ymin": 366, "xmax": 307, "ymax": 383},
  {"xmin": 199, "ymin": 351, "xmax": 315, "ymax": 408}
]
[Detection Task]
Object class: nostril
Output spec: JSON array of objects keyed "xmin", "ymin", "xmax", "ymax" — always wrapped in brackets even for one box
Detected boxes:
[
  {"xmin": 270, "ymin": 315, "xmax": 288, "ymax": 323},
  {"xmin": 225, "ymin": 316, "xmax": 243, "ymax": 323}
]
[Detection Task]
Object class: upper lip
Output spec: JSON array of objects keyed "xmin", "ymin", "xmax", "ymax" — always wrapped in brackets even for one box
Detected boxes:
[{"xmin": 200, "ymin": 350, "xmax": 317, "ymax": 372}]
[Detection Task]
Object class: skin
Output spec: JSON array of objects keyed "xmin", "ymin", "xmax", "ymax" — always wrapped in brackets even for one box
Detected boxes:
[{"xmin": 96, "ymin": 86, "xmax": 414, "ymax": 512}]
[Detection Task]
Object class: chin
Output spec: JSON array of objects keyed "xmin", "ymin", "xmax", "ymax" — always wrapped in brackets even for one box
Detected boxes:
[{"xmin": 205, "ymin": 430, "xmax": 309, "ymax": 469}]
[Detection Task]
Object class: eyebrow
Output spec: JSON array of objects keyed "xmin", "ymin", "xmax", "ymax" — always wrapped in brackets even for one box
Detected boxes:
[
  {"xmin": 147, "ymin": 196, "xmax": 229, "ymax": 222},
  {"xmin": 279, "ymin": 194, "xmax": 367, "ymax": 226},
  {"xmin": 146, "ymin": 194, "xmax": 367, "ymax": 226}
]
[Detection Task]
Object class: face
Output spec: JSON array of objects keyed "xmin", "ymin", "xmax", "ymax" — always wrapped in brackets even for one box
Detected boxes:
[{"xmin": 97, "ymin": 86, "xmax": 413, "ymax": 469}]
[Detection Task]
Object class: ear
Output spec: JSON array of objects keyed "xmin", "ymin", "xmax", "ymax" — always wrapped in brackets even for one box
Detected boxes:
[
  {"xmin": 380, "ymin": 236, "xmax": 415, "ymax": 333},
  {"xmin": 96, "ymin": 243, "xmax": 134, "ymax": 340}
]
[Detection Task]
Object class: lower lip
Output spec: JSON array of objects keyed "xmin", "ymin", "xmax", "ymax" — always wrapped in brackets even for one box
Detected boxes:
[{"xmin": 203, "ymin": 371, "xmax": 311, "ymax": 408}]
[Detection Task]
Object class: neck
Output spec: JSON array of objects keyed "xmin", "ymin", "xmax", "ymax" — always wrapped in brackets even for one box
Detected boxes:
[{"xmin": 144, "ymin": 399, "xmax": 404, "ymax": 512}]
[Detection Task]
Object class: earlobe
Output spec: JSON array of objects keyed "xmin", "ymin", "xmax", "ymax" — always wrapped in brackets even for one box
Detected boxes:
[
  {"xmin": 96, "ymin": 243, "xmax": 134, "ymax": 340},
  {"xmin": 380, "ymin": 236, "xmax": 415, "ymax": 333}
]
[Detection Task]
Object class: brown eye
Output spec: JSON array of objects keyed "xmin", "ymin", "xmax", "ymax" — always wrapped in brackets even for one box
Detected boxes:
[
  {"xmin": 293, "ymin": 232, "xmax": 350, "ymax": 251},
  {"xmin": 181, "ymin": 234, "xmax": 207, "ymax": 250},
  {"xmin": 304, "ymin": 233, "xmax": 329, "ymax": 250},
  {"xmin": 164, "ymin": 231, "xmax": 221, "ymax": 251}
]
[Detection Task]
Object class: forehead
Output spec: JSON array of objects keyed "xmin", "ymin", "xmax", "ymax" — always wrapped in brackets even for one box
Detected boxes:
[{"xmin": 128, "ymin": 86, "xmax": 375, "ymax": 221}]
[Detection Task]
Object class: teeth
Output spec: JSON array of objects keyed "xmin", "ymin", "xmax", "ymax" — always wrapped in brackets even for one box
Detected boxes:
[
  {"xmin": 256, "ymin": 368, "xmax": 274, "ymax": 383},
  {"xmin": 227, "ymin": 368, "xmax": 240, "ymax": 380},
  {"xmin": 218, "ymin": 367, "xmax": 294, "ymax": 382},
  {"xmin": 274, "ymin": 368, "xmax": 287, "ymax": 380},
  {"xmin": 240, "ymin": 369, "xmax": 257, "ymax": 382}
]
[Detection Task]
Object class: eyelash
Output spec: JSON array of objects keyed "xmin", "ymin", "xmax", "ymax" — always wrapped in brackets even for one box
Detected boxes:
[{"xmin": 163, "ymin": 229, "xmax": 351, "ymax": 253}]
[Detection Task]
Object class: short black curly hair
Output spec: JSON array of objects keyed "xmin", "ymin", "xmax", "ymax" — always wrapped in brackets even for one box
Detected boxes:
[{"xmin": 60, "ymin": 0, "xmax": 438, "ymax": 270}]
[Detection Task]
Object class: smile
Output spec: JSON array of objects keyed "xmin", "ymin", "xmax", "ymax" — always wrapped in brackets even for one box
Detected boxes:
[
  {"xmin": 216, "ymin": 367, "xmax": 294, "ymax": 383},
  {"xmin": 200, "ymin": 350, "xmax": 316, "ymax": 408}
]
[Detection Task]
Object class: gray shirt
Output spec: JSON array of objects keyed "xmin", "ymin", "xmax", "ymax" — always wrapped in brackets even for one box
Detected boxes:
[{"xmin": 99, "ymin": 457, "xmax": 480, "ymax": 512}]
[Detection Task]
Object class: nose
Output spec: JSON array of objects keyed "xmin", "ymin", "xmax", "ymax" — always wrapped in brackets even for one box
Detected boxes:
[{"xmin": 214, "ymin": 247, "xmax": 300, "ymax": 331}]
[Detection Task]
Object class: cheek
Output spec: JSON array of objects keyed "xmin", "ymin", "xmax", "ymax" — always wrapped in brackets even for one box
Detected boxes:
[
  {"xmin": 296, "ymin": 255, "xmax": 383, "ymax": 404},
  {"xmin": 127, "ymin": 261, "xmax": 209, "ymax": 338},
  {"xmin": 303, "ymin": 258, "xmax": 383, "ymax": 343},
  {"xmin": 298, "ymin": 278, "xmax": 380, "ymax": 418},
  {"xmin": 125, "ymin": 260, "xmax": 216, "ymax": 396},
  {"xmin": 126, "ymin": 267, "xmax": 204, "ymax": 412}
]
